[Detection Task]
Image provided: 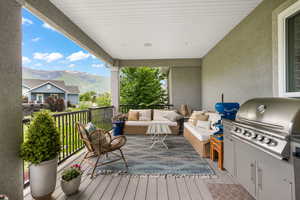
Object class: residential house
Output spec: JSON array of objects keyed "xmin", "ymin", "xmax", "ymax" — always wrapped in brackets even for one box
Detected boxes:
[{"xmin": 22, "ymin": 79, "xmax": 80, "ymax": 105}]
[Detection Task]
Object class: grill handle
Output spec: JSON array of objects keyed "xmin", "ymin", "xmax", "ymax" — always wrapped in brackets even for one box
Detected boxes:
[
  {"xmin": 250, "ymin": 162, "xmax": 256, "ymax": 184},
  {"xmin": 258, "ymin": 167, "xmax": 263, "ymax": 190}
]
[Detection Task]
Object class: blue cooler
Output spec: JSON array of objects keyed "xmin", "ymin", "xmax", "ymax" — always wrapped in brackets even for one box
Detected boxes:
[
  {"xmin": 112, "ymin": 121, "xmax": 125, "ymax": 136},
  {"xmin": 213, "ymin": 102, "xmax": 240, "ymax": 140}
]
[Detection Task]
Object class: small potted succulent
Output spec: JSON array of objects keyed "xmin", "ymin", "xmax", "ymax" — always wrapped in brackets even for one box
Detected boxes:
[
  {"xmin": 112, "ymin": 113, "xmax": 127, "ymax": 136},
  {"xmin": 61, "ymin": 164, "xmax": 83, "ymax": 196}
]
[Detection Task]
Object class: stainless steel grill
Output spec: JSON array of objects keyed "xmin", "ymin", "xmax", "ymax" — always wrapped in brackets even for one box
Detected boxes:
[{"xmin": 230, "ymin": 98, "xmax": 300, "ymax": 160}]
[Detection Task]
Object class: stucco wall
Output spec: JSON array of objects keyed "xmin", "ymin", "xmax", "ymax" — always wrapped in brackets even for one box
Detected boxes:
[
  {"xmin": 201, "ymin": 0, "xmax": 287, "ymax": 110},
  {"xmin": 169, "ymin": 66, "xmax": 201, "ymax": 110}
]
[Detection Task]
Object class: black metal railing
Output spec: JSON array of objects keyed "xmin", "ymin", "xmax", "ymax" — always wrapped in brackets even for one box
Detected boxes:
[
  {"xmin": 22, "ymin": 106, "xmax": 114, "ymax": 186},
  {"xmin": 119, "ymin": 104, "xmax": 173, "ymax": 113}
]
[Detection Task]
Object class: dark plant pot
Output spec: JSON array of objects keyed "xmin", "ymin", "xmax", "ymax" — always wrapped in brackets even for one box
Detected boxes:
[{"xmin": 112, "ymin": 121, "xmax": 125, "ymax": 136}]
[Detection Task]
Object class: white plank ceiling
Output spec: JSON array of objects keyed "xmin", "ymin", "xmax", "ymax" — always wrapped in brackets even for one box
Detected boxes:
[{"xmin": 50, "ymin": 0, "xmax": 262, "ymax": 59}]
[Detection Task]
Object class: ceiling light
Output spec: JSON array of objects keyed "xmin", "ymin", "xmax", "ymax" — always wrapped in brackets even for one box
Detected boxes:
[{"xmin": 144, "ymin": 42, "xmax": 152, "ymax": 47}]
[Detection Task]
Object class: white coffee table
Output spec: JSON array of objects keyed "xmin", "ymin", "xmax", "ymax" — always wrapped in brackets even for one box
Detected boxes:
[{"xmin": 146, "ymin": 123, "xmax": 172, "ymax": 149}]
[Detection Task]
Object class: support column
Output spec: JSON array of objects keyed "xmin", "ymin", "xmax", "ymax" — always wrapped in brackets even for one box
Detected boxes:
[
  {"xmin": 65, "ymin": 93, "xmax": 68, "ymax": 108},
  {"xmin": 110, "ymin": 66, "xmax": 120, "ymax": 113},
  {"xmin": 0, "ymin": 1, "xmax": 23, "ymax": 200}
]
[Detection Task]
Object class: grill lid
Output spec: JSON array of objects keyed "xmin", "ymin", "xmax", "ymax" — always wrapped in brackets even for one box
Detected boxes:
[{"xmin": 236, "ymin": 98, "xmax": 300, "ymax": 135}]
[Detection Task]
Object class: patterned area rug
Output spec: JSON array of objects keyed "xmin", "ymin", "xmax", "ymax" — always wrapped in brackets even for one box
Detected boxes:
[
  {"xmin": 94, "ymin": 135, "xmax": 215, "ymax": 176},
  {"xmin": 207, "ymin": 183, "xmax": 255, "ymax": 200}
]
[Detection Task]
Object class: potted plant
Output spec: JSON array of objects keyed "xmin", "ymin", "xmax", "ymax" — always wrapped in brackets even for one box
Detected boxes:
[
  {"xmin": 112, "ymin": 113, "xmax": 127, "ymax": 136},
  {"xmin": 61, "ymin": 164, "xmax": 83, "ymax": 196},
  {"xmin": 20, "ymin": 110, "xmax": 61, "ymax": 199}
]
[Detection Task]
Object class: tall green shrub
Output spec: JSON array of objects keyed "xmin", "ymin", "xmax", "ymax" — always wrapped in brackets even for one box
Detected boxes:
[
  {"xmin": 120, "ymin": 67, "xmax": 168, "ymax": 105},
  {"xmin": 20, "ymin": 110, "xmax": 61, "ymax": 164}
]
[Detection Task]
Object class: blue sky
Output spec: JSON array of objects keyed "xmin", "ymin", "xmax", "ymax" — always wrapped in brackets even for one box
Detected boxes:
[{"xmin": 22, "ymin": 8, "xmax": 110, "ymax": 77}]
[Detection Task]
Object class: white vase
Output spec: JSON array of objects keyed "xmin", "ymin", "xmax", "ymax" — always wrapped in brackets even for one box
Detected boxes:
[
  {"xmin": 29, "ymin": 157, "xmax": 58, "ymax": 199},
  {"xmin": 61, "ymin": 175, "xmax": 82, "ymax": 196}
]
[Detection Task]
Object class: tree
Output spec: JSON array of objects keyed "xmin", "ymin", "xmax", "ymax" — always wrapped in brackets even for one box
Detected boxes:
[
  {"xmin": 79, "ymin": 91, "xmax": 96, "ymax": 102},
  {"xmin": 96, "ymin": 92, "xmax": 112, "ymax": 107},
  {"xmin": 120, "ymin": 67, "xmax": 168, "ymax": 105}
]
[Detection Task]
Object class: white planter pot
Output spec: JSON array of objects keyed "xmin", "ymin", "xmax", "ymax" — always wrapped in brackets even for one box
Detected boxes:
[
  {"xmin": 61, "ymin": 175, "xmax": 82, "ymax": 196},
  {"xmin": 29, "ymin": 157, "xmax": 58, "ymax": 199}
]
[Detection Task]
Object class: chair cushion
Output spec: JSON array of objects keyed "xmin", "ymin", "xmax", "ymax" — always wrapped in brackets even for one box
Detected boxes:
[
  {"xmin": 128, "ymin": 111, "xmax": 139, "ymax": 121},
  {"xmin": 184, "ymin": 122, "xmax": 212, "ymax": 141},
  {"xmin": 163, "ymin": 111, "xmax": 183, "ymax": 122},
  {"xmin": 125, "ymin": 120, "xmax": 177, "ymax": 127},
  {"xmin": 90, "ymin": 131, "xmax": 111, "ymax": 153},
  {"xmin": 196, "ymin": 120, "xmax": 211, "ymax": 131},
  {"xmin": 85, "ymin": 122, "xmax": 97, "ymax": 135},
  {"xmin": 130, "ymin": 109, "xmax": 151, "ymax": 121}
]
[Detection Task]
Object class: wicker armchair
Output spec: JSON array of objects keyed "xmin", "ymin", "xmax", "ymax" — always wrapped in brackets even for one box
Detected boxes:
[{"xmin": 76, "ymin": 123, "xmax": 128, "ymax": 178}]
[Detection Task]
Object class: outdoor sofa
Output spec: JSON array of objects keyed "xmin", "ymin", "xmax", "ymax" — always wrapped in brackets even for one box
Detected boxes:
[
  {"xmin": 184, "ymin": 111, "xmax": 221, "ymax": 157},
  {"xmin": 123, "ymin": 109, "xmax": 184, "ymax": 135}
]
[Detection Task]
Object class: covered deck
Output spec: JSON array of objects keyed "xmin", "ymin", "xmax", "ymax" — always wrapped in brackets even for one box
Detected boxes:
[{"xmin": 0, "ymin": 0, "xmax": 297, "ymax": 200}]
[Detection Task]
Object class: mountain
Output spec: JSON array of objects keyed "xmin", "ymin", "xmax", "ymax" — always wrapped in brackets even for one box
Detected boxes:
[{"xmin": 22, "ymin": 67, "xmax": 110, "ymax": 94}]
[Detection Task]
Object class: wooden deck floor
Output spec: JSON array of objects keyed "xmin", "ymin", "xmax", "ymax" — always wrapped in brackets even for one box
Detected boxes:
[{"xmin": 24, "ymin": 151, "xmax": 240, "ymax": 200}]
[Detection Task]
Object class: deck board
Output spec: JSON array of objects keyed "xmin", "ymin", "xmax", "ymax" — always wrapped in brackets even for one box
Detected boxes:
[
  {"xmin": 176, "ymin": 177, "xmax": 191, "ymax": 200},
  {"xmin": 89, "ymin": 175, "xmax": 113, "ymax": 200},
  {"xmin": 135, "ymin": 176, "xmax": 148, "ymax": 200},
  {"xmin": 166, "ymin": 177, "xmax": 180, "ymax": 200},
  {"xmin": 157, "ymin": 177, "xmax": 168, "ymax": 200},
  {"xmin": 112, "ymin": 176, "xmax": 130, "ymax": 200},
  {"xmin": 194, "ymin": 178, "xmax": 214, "ymax": 200},
  {"xmin": 123, "ymin": 176, "xmax": 139, "ymax": 200},
  {"xmin": 146, "ymin": 177, "xmax": 157, "ymax": 200},
  {"xmin": 184, "ymin": 177, "xmax": 203, "ymax": 200},
  {"xmin": 100, "ymin": 176, "xmax": 122, "ymax": 200}
]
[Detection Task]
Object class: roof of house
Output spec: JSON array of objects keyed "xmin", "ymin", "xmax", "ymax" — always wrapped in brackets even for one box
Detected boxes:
[{"xmin": 22, "ymin": 79, "xmax": 80, "ymax": 94}]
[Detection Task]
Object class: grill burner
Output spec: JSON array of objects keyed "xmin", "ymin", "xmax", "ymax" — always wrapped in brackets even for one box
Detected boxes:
[{"xmin": 231, "ymin": 98, "xmax": 300, "ymax": 160}]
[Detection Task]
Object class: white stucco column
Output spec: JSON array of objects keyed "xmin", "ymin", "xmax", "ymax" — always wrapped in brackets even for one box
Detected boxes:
[
  {"xmin": 65, "ymin": 93, "xmax": 68, "ymax": 108},
  {"xmin": 0, "ymin": 1, "xmax": 23, "ymax": 199},
  {"xmin": 110, "ymin": 66, "xmax": 120, "ymax": 113},
  {"xmin": 28, "ymin": 91, "xmax": 32, "ymax": 102}
]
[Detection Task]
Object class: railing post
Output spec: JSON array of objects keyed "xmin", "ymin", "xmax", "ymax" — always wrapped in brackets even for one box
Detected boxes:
[{"xmin": 88, "ymin": 108, "xmax": 92, "ymax": 122}]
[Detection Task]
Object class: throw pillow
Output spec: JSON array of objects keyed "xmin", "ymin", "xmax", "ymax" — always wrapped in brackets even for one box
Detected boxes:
[
  {"xmin": 128, "ymin": 111, "xmax": 139, "ymax": 121},
  {"xmin": 191, "ymin": 112, "xmax": 209, "ymax": 121},
  {"xmin": 153, "ymin": 109, "xmax": 177, "ymax": 121},
  {"xmin": 130, "ymin": 109, "xmax": 151, "ymax": 121},
  {"xmin": 163, "ymin": 111, "xmax": 183, "ymax": 122},
  {"xmin": 85, "ymin": 122, "xmax": 97, "ymax": 135}
]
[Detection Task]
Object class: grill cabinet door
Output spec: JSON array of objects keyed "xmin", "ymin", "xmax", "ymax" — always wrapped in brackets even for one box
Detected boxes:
[
  {"xmin": 256, "ymin": 154, "xmax": 293, "ymax": 200},
  {"xmin": 235, "ymin": 140, "xmax": 256, "ymax": 198},
  {"xmin": 224, "ymin": 134, "xmax": 236, "ymax": 176}
]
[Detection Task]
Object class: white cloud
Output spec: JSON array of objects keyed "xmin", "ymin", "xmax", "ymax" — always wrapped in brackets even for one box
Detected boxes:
[
  {"xmin": 68, "ymin": 64, "xmax": 76, "ymax": 68},
  {"xmin": 22, "ymin": 56, "xmax": 31, "ymax": 64},
  {"xmin": 92, "ymin": 63, "xmax": 105, "ymax": 68},
  {"xmin": 67, "ymin": 51, "xmax": 90, "ymax": 62},
  {"xmin": 22, "ymin": 17, "xmax": 33, "ymax": 25},
  {"xmin": 34, "ymin": 63, "xmax": 42, "ymax": 67},
  {"xmin": 42, "ymin": 23, "xmax": 56, "ymax": 31},
  {"xmin": 31, "ymin": 37, "xmax": 41, "ymax": 42},
  {"xmin": 33, "ymin": 52, "xmax": 64, "ymax": 63}
]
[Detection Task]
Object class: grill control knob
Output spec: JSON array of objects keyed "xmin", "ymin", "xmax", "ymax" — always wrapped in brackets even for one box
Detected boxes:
[
  {"xmin": 257, "ymin": 135, "xmax": 264, "ymax": 141},
  {"xmin": 244, "ymin": 131, "xmax": 252, "ymax": 137},
  {"xmin": 263, "ymin": 138, "xmax": 271, "ymax": 144},
  {"xmin": 269, "ymin": 141, "xmax": 277, "ymax": 146},
  {"xmin": 252, "ymin": 134, "xmax": 258, "ymax": 139}
]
